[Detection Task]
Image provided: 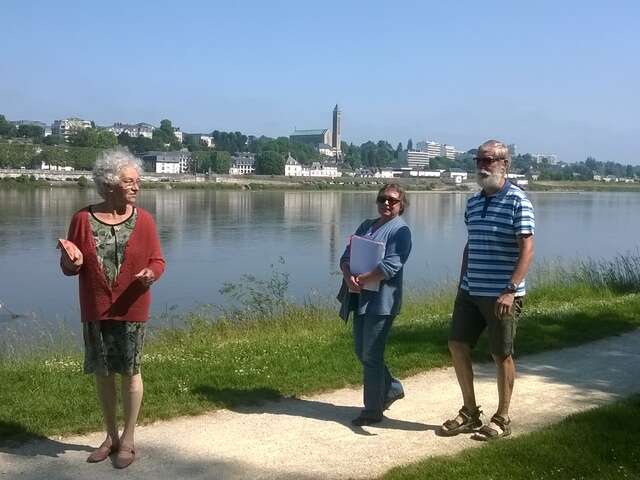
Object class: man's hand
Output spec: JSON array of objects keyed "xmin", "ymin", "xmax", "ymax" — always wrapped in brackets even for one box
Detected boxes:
[
  {"xmin": 495, "ymin": 292, "xmax": 515, "ymax": 319},
  {"xmin": 135, "ymin": 268, "xmax": 155, "ymax": 288}
]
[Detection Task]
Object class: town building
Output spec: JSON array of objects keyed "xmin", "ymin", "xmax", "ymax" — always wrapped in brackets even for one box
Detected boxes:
[
  {"xmin": 332, "ymin": 104, "xmax": 341, "ymax": 157},
  {"xmin": 107, "ymin": 122, "xmax": 154, "ymax": 139},
  {"xmin": 442, "ymin": 168, "xmax": 468, "ymax": 184},
  {"xmin": 173, "ymin": 127, "xmax": 183, "ymax": 143},
  {"xmin": 531, "ymin": 153, "xmax": 558, "ymax": 165},
  {"xmin": 290, "ymin": 129, "xmax": 331, "ymax": 147},
  {"xmin": 141, "ymin": 151, "xmax": 192, "ymax": 174},
  {"xmin": 303, "ymin": 162, "xmax": 341, "ymax": 178},
  {"xmin": 184, "ymin": 133, "xmax": 215, "ymax": 148},
  {"xmin": 284, "ymin": 155, "xmax": 303, "ymax": 177},
  {"xmin": 290, "ymin": 105, "xmax": 343, "ymax": 158},
  {"xmin": 52, "ymin": 118, "xmax": 92, "ymax": 139},
  {"xmin": 398, "ymin": 150, "xmax": 430, "ymax": 169},
  {"xmin": 229, "ymin": 153, "xmax": 256, "ymax": 175},
  {"xmin": 441, "ymin": 144, "xmax": 456, "ymax": 159}
]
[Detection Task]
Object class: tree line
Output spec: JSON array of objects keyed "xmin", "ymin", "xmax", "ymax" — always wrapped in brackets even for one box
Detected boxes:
[{"xmin": 1, "ymin": 114, "xmax": 637, "ymax": 179}]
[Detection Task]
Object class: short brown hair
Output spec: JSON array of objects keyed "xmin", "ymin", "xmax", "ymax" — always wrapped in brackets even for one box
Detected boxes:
[{"xmin": 378, "ymin": 183, "xmax": 409, "ymax": 215}]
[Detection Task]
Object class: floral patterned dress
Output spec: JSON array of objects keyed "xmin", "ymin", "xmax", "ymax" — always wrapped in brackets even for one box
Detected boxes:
[{"xmin": 83, "ymin": 207, "xmax": 146, "ymax": 376}]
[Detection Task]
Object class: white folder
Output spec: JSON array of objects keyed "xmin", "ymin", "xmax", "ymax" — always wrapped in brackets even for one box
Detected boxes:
[{"xmin": 349, "ymin": 235, "xmax": 385, "ymax": 292}]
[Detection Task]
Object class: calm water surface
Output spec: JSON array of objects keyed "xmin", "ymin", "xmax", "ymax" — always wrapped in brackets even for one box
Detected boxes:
[{"xmin": 0, "ymin": 188, "xmax": 637, "ymax": 344}]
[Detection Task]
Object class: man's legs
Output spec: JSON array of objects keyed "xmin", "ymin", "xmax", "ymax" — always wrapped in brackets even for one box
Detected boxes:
[
  {"xmin": 493, "ymin": 353, "xmax": 515, "ymax": 418},
  {"xmin": 448, "ymin": 340, "xmax": 477, "ymax": 410}
]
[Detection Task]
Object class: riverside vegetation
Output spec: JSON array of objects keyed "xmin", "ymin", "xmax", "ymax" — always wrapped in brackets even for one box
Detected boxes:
[{"xmin": 1, "ymin": 255, "xmax": 640, "ymax": 454}]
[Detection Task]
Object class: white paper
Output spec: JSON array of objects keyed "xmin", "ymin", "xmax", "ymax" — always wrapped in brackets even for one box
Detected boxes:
[{"xmin": 349, "ymin": 235, "xmax": 385, "ymax": 292}]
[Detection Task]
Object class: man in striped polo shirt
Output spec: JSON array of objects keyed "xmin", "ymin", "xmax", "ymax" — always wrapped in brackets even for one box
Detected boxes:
[{"xmin": 438, "ymin": 140, "xmax": 535, "ymax": 440}]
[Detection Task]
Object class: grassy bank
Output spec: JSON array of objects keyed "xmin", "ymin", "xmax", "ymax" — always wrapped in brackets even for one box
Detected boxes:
[
  {"xmin": 1, "ymin": 259, "xmax": 640, "ymax": 445},
  {"xmin": 528, "ymin": 180, "xmax": 640, "ymax": 192},
  {"xmin": 383, "ymin": 395, "xmax": 640, "ymax": 480}
]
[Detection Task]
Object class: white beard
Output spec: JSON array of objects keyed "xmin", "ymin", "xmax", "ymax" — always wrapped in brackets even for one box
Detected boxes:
[{"xmin": 476, "ymin": 170, "xmax": 504, "ymax": 191}]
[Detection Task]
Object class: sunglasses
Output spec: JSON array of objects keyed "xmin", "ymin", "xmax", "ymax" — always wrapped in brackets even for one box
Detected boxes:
[
  {"xmin": 474, "ymin": 156, "xmax": 501, "ymax": 164},
  {"xmin": 376, "ymin": 195, "xmax": 402, "ymax": 206}
]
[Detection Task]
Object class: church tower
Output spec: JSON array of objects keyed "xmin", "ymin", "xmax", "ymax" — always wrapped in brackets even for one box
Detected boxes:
[{"xmin": 332, "ymin": 104, "xmax": 341, "ymax": 158}]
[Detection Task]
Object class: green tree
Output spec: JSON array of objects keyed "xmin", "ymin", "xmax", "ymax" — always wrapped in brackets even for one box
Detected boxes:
[
  {"xmin": 17, "ymin": 124, "xmax": 44, "ymax": 139},
  {"xmin": 153, "ymin": 119, "xmax": 181, "ymax": 149},
  {"xmin": 0, "ymin": 115, "xmax": 16, "ymax": 136},
  {"xmin": 212, "ymin": 151, "xmax": 231, "ymax": 173},
  {"xmin": 43, "ymin": 134, "xmax": 64, "ymax": 146},
  {"xmin": 68, "ymin": 128, "xmax": 117, "ymax": 148},
  {"xmin": 255, "ymin": 150, "xmax": 284, "ymax": 175}
]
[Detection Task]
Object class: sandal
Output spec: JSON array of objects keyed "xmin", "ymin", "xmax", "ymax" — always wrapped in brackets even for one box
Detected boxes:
[
  {"xmin": 437, "ymin": 405, "xmax": 483, "ymax": 437},
  {"xmin": 472, "ymin": 414, "xmax": 511, "ymax": 441},
  {"xmin": 86, "ymin": 441, "xmax": 118, "ymax": 463},
  {"xmin": 114, "ymin": 446, "xmax": 136, "ymax": 469}
]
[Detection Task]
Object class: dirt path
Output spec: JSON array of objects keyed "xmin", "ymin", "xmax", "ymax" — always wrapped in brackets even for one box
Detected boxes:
[{"xmin": 2, "ymin": 330, "xmax": 639, "ymax": 480}]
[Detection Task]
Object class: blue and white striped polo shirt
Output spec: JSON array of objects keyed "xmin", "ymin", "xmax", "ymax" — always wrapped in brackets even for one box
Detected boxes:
[{"xmin": 461, "ymin": 180, "xmax": 535, "ymax": 297}]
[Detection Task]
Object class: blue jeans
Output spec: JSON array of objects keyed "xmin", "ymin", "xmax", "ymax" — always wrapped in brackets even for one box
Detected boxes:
[{"xmin": 353, "ymin": 314, "xmax": 404, "ymax": 418}]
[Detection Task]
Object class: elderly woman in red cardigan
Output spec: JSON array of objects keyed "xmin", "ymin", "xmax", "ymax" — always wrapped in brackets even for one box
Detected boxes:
[{"xmin": 59, "ymin": 147, "xmax": 164, "ymax": 469}]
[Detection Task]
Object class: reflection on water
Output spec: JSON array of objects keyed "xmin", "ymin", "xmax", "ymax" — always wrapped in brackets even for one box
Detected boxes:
[{"xmin": 1, "ymin": 188, "xmax": 639, "ymax": 346}]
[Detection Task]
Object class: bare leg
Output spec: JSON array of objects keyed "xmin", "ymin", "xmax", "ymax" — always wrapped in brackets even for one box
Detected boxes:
[
  {"xmin": 120, "ymin": 373, "xmax": 144, "ymax": 450},
  {"xmin": 448, "ymin": 341, "xmax": 477, "ymax": 410},
  {"xmin": 95, "ymin": 374, "xmax": 119, "ymax": 447},
  {"xmin": 493, "ymin": 354, "xmax": 515, "ymax": 418}
]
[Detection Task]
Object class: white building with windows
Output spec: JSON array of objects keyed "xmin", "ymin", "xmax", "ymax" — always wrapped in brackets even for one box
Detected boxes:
[
  {"xmin": 52, "ymin": 118, "xmax": 92, "ymax": 139},
  {"xmin": 284, "ymin": 154, "xmax": 303, "ymax": 177},
  {"xmin": 442, "ymin": 168, "xmax": 468, "ymax": 184},
  {"xmin": 141, "ymin": 151, "xmax": 192, "ymax": 174},
  {"xmin": 441, "ymin": 144, "xmax": 456, "ymax": 159},
  {"xmin": 229, "ymin": 153, "xmax": 256, "ymax": 175},
  {"xmin": 398, "ymin": 150, "xmax": 430, "ymax": 169},
  {"xmin": 107, "ymin": 122, "xmax": 154, "ymax": 139}
]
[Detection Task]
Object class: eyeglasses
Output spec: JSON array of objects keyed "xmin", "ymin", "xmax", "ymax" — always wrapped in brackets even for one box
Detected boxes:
[
  {"xmin": 120, "ymin": 179, "xmax": 141, "ymax": 189},
  {"xmin": 474, "ymin": 156, "xmax": 501, "ymax": 164},
  {"xmin": 376, "ymin": 195, "xmax": 402, "ymax": 206}
]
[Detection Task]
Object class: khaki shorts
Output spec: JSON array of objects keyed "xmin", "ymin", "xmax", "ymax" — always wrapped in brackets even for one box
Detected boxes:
[{"xmin": 449, "ymin": 289, "xmax": 523, "ymax": 357}]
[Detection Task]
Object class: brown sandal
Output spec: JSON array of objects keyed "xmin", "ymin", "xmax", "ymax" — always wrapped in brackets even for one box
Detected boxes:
[
  {"xmin": 472, "ymin": 414, "xmax": 511, "ymax": 441},
  {"xmin": 86, "ymin": 441, "xmax": 118, "ymax": 463},
  {"xmin": 114, "ymin": 446, "xmax": 136, "ymax": 469},
  {"xmin": 437, "ymin": 405, "xmax": 483, "ymax": 436}
]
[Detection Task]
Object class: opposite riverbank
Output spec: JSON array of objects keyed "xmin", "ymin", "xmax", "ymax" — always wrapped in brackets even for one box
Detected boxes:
[
  {"xmin": 3, "ymin": 169, "xmax": 640, "ymax": 192},
  {"xmin": 2, "ymin": 255, "xmax": 640, "ymax": 446}
]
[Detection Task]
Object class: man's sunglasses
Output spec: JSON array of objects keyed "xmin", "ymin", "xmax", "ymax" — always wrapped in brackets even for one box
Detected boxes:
[
  {"xmin": 474, "ymin": 156, "xmax": 501, "ymax": 164},
  {"xmin": 377, "ymin": 195, "xmax": 402, "ymax": 206}
]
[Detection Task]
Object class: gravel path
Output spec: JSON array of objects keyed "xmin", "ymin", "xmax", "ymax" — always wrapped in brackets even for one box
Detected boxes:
[{"xmin": 2, "ymin": 330, "xmax": 639, "ymax": 480}]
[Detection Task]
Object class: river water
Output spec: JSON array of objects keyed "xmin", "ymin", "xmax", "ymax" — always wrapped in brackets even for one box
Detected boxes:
[{"xmin": 0, "ymin": 188, "xmax": 637, "ymax": 347}]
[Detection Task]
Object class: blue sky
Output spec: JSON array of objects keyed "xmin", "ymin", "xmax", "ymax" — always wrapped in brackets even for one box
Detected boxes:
[{"xmin": 2, "ymin": 0, "xmax": 638, "ymax": 163}]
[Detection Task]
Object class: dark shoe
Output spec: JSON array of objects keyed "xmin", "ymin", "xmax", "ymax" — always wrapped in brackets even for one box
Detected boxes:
[
  {"xmin": 351, "ymin": 415, "xmax": 383, "ymax": 427},
  {"xmin": 114, "ymin": 446, "xmax": 136, "ymax": 469},
  {"xmin": 383, "ymin": 391, "xmax": 405, "ymax": 410},
  {"xmin": 86, "ymin": 442, "xmax": 118, "ymax": 463},
  {"xmin": 472, "ymin": 414, "xmax": 511, "ymax": 441},
  {"xmin": 437, "ymin": 405, "xmax": 483, "ymax": 437}
]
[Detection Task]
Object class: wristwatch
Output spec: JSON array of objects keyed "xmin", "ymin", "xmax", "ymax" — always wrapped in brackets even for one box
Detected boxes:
[{"xmin": 504, "ymin": 282, "xmax": 518, "ymax": 293}]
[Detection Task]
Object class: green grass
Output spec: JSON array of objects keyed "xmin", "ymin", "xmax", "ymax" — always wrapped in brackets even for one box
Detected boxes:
[
  {"xmin": 3, "ymin": 253, "xmax": 640, "ymax": 445},
  {"xmin": 1, "ymin": 276, "xmax": 639, "ymax": 446},
  {"xmin": 383, "ymin": 395, "xmax": 640, "ymax": 480}
]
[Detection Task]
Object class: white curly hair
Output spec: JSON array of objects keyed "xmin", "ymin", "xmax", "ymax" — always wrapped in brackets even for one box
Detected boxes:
[{"xmin": 93, "ymin": 147, "xmax": 142, "ymax": 198}]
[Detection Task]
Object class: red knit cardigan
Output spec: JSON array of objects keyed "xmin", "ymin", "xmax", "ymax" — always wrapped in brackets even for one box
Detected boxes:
[{"xmin": 62, "ymin": 206, "xmax": 165, "ymax": 322}]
